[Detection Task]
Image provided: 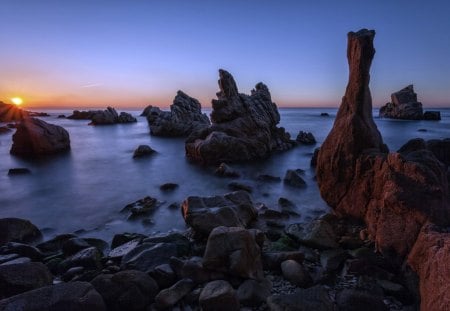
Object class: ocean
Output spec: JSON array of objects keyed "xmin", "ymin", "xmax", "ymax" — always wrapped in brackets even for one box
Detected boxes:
[{"xmin": 1, "ymin": 108, "xmax": 449, "ymax": 242}]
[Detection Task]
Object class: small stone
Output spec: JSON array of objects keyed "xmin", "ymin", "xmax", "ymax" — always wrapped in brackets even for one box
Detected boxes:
[
  {"xmin": 199, "ymin": 280, "xmax": 240, "ymax": 311},
  {"xmin": 7, "ymin": 168, "xmax": 31, "ymax": 175},
  {"xmin": 160, "ymin": 182, "xmax": 179, "ymax": 191},
  {"xmin": 281, "ymin": 259, "xmax": 312, "ymax": 287},
  {"xmin": 133, "ymin": 144, "xmax": 155, "ymax": 158},
  {"xmin": 283, "ymin": 169, "xmax": 306, "ymax": 188}
]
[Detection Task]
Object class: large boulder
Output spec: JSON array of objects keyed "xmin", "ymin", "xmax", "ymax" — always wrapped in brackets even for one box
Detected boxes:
[
  {"xmin": 379, "ymin": 85, "xmax": 424, "ymax": 120},
  {"xmin": 0, "ymin": 102, "xmax": 27, "ymax": 122},
  {"xmin": 0, "ymin": 281, "xmax": 106, "ymax": 311},
  {"xmin": 0, "ymin": 218, "xmax": 42, "ymax": 246},
  {"xmin": 0, "ymin": 262, "xmax": 52, "ymax": 299},
  {"xmin": 185, "ymin": 69, "xmax": 294, "ymax": 164},
  {"xmin": 316, "ymin": 29, "xmax": 450, "ymax": 310},
  {"xmin": 203, "ymin": 226, "xmax": 263, "ymax": 279},
  {"xmin": 145, "ymin": 91, "xmax": 210, "ymax": 136},
  {"xmin": 181, "ymin": 191, "xmax": 257, "ymax": 237},
  {"xmin": 10, "ymin": 118, "xmax": 70, "ymax": 156},
  {"xmin": 91, "ymin": 270, "xmax": 159, "ymax": 311}
]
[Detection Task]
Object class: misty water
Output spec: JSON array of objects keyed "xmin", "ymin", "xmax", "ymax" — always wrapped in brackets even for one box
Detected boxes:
[{"xmin": 1, "ymin": 108, "xmax": 449, "ymax": 243}]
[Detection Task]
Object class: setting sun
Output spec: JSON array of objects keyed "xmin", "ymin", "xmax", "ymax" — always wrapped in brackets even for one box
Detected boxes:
[{"xmin": 10, "ymin": 97, "xmax": 23, "ymax": 106}]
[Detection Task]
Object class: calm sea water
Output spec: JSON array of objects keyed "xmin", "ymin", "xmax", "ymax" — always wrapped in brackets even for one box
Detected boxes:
[{"xmin": 1, "ymin": 108, "xmax": 449, "ymax": 242}]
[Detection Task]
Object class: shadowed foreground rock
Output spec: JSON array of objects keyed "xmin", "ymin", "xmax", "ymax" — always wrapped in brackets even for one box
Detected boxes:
[
  {"xmin": 316, "ymin": 29, "xmax": 449, "ymax": 310},
  {"xmin": 144, "ymin": 90, "xmax": 210, "ymax": 137},
  {"xmin": 185, "ymin": 69, "xmax": 294, "ymax": 164},
  {"xmin": 10, "ymin": 118, "xmax": 70, "ymax": 156},
  {"xmin": 0, "ymin": 218, "xmax": 43, "ymax": 246}
]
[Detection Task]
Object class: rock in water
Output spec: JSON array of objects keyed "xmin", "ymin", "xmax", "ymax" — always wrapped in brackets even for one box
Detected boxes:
[
  {"xmin": 10, "ymin": 118, "xmax": 70, "ymax": 156},
  {"xmin": 0, "ymin": 218, "xmax": 43, "ymax": 246},
  {"xmin": 146, "ymin": 91, "xmax": 210, "ymax": 136},
  {"xmin": 316, "ymin": 29, "xmax": 450, "ymax": 310},
  {"xmin": 185, "ymin": 69, "xmax": 294, "ymax": 164},
  {"xmin": 68, "ymin": 107, "xmax": 136, "ymax": 125},
  {"xmin": 379, "ymin": 85, "xmax": 423, "ymax": 119}
]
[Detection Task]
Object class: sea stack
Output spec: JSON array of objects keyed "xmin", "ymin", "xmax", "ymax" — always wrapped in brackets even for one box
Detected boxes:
[
  {"xmin": 316, "ymin": 29, "xmax": 449, "ymax": 310},
  {"xmin": 10, "ymin": 118, "xmax": 70, "ymax": 156},
  {"xmin": 185, "ymin": 69, "xmax": 294, "ymax": 164}
]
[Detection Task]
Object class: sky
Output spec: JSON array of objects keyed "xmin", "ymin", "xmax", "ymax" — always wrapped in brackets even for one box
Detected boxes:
[{"xmin": 1, "ymin": 0, "xmax": 450, "ymax": 109}]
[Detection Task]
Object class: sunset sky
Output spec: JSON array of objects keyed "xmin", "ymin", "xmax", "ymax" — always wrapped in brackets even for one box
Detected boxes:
[{"xmin": 1, "ymin": 0, "xmax": 450, "ymax": 108}]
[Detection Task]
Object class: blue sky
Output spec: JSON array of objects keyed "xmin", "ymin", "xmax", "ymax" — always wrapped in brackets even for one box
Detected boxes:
[{"xmin": 1, "ymin": 0, "xmax": 449, "ymax": 108}]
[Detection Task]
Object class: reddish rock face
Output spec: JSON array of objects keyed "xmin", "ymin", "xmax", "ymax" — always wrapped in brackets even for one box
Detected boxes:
[
  {"xmin": 407, "ymin": 225, "xmax": 450, "ymax": 311},
  {"xmin": 316, "ymin": 29, "xmax": 450, "ymax": 310}
]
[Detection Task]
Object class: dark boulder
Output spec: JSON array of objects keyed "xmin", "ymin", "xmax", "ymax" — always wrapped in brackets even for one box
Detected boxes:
[
  {"xmin": 0, "ymin": 281, "xmax": 106, "ymax": 311},
  {"xmin": 296, "ymin": 131, "xmax": 316, "ymax": 145},
  {"xmin": 283, "ymin": 169, "xmax": 306, "ymax": 188},
  {"xmin": 133, "ymin": 145, "xmax": 155, "ymax": 158},
  {"xmin": 7, "ymin": 168, "xmax": 31, "ymax": 175},
  {"xmin": 199, "ymin": 280, "xmax": 240, "ymax": 311},
  {"xmin": 10, "ymin": 118, "xmax": 70, "ymax": 156},
  {"xmin": 0, "ymin": 218, "xmax": 42, "ymax": 246},
  {"xmin": 185, "ymin": 69, "xmax": 294, "ymax": 164},
  {"xmin": 423, "ymin": 111, "xmax": 441, "ymax": 120},
  {"xmin": 379, "ymin": 85, "xmax": 423, "ymax": 120}
]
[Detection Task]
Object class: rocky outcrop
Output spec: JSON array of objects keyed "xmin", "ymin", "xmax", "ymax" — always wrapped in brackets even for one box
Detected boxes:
[
  {"xmin": 145, "ymin": 91, "xmax": 210, "ymax": 137},
  {"xmin": 379, "ymin": 85, "xmax": 440, "ymax": 120},
  {"xmin": 316, "ymin": 29, "xmax": 450, "ymax": 310},
  {"xmin": 68, "ymin": 107, "xmax": 136, "ymax": 125},
  {"xmin": 185, "ymin": 69, "xmax": 294, "ymax": 164},
  {"xmin": 0, "ymin": 102, "xmax": 48, "ymax": 122},
  {"xmin": 10, "ymin": 118, "xmax": 70, "ymax": 156}
]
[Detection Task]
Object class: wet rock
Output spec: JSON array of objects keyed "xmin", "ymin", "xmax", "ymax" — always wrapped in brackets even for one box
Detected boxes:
[
  {"xmin": 0, "ymin": 254, "xmax": 19, "ymax": 264},
  {"xmin": 278, "ymin": 197, "xmax": 300, "ymax": 216},
  {"xmin": 57, "ymin": 114, "xmax": 66, "ymax": 118},
  {"xmin": 283, "ymin": 169, "xmax": 306, "ymax": 188},
  {"xmin": 267, "ymin": 285, "xmax": 335, "ymax": 311},
  {"xmin": 215, "ymin": 163, "xmax": 241, "ymax": 177},
  {"xmin": 0, "ymin": 257, "xmax": 31, "ymax": 266},
  {"xmin": 286, "ymin": 220, "xmax": 338, "ymax": 250},
  {"xmin": 62, "ymin": 238, "xmax": 91, "ymax": 256},
  {"xmin": 227, "ymin": 181, "xmax": 252, "ymax": 193},
  {"xmin": 321, "ymin": 112, "xmax": 330, "ymax": 117},
  {"xmin": 171, "ymin": 256, "xmax": 221, "ymax": 285},
  {"xmin": 91, "ymin": 270, "xmax": 158, "ymax": 311},
  {"xmin": 185, "ymin": 69, "xmax": 294, "ymax": 164},
  {"xmin": 36, "ymin": 233, "xmax": 77, "ymax": 254},
  {"xmin": 203, "ymin": 226, "xmax": 263, "ymax": 279},
  {"xmin": 0, "ymin": 218, "xmax": 43, "ymax": 246},
  {"xmin": 146, "ymin": 91, "xmax": 210, "ymax": 137},
  {"xmin": 159, "ymin": 182, "xmax": 179, "ymax": 191},
  {"xmin": 121, "ymin": 196, "xmax": 162, "ymax": 220},
  {"xmin": 133, "ymin": 144, "xmax": 155, "ymax": 158},
  {"xmin": 91, "ymin": 107, "xmax": 136, "ymax": 125},
  {"xmin": 181, "ymin": 191, "xmax": 257, "ymax": 237},
  {"xmin": 154, "ymin": 278, "xmax": 195, "ymax": 309},
  {"xmin": 281, "ymin": 259, "xmax": 312, "ymax": 288},
  {"xmin": 121, "ymin": 242, "xmax": 178, "ymax": 273},
  {"xmin": 0, "ymin": 281, "xmax": 106, "ymax": 310},
  {"xmin": 111, "ymin": 233, "xmax": 146, "ymax": 249},
  {"xmin": 149, "ymin": 264, "xmax": 177, "ymax": 289},
  {"xmin": 10, "ymin": 118, "xmax": 70, "ymax": 156},
  {"xmin": 0, "ymin": 262, "xmax": 52, "ymax": 299},
  {"xmin": 199, "ymin": 280, "xmax": 240, "ymax": 311},
  {"xmin": 59, "ymin": 246, "xmax": 102, "ymax": 273},
  {"xmin": 0, "ymin": 242, "xmax": 43, "ymax": 261},
  {"xmin": 336, "ymin": 289, "xmax": 387, "ymax": 311},
  {"xmin": 237, "ymin": 278, "xmax": 272, "ymax": 307},
  {"xmin": 7, "ymin": 168, "xmax": 31, "ymax": 175},
  {"xmin": 61, "ymin": 266, "xmax": 85, "ymax": 282},
  {"xmin": 296, "ymin": 131, "xmax": 316, "ymax": 145},
  {"xmin": 379, "ymin": 85, "xmax": 423, "ymax": 120},
  {"xmin": 143, "ymin": 232, "xmax": 190, "ymax": 257}
]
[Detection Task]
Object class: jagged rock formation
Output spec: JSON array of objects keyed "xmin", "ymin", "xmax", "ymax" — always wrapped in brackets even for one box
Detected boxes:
[
  {"xmin": 185, "ymin": 70, "xmax": 294, "ymax": 164},
  {"xmin": 10, "ymin": 118, "xmax": 70, "ymax": 156},
  {"xmin": 379, "ymin": 85, "xmax": 441, "ymax": 120},
  {"xmin": 316, "ymin": 29, "xmax": 449, "ymax": 310},
  {"xmin": 144, "ymin": 91, "xmax": 210, "ymax": 137},
  {"xmin": 67, "ymin": 107, "xmax": 136, "ymax": 125}
]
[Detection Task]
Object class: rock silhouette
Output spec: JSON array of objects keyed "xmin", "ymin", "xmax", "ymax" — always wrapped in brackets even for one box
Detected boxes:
[{"xmin": 185, "ymin": 69, "xmax": 294, "ymax": 164}]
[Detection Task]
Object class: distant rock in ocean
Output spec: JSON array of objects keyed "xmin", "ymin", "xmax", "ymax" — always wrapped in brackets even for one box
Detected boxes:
[
  {"xmin": 0, "ymin": 101, "xmax": 49, "ymax": 122},
  {"xmin": 316, "ymin": 29, "xmax": 449, "ymax": 311},
  {"xmin": 143, "ymin": 91, "xmax": 210, "ymax": 137},
  {"xmin": 10, "ymin": 118, "xmax": 70, "ymax": 156},
  {"xmin": 379, "ymin": 85, "xmax": 441, "ymax": 120},
  {"xmin": 67, "ymin": 107, "xmax": 136, "ymax": 125},
  {"xmin": 185, "ymin": 69, "xmax": 295, "ymax": 164}
]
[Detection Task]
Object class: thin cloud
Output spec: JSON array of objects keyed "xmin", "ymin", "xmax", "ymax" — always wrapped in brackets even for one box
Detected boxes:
[{"xmin": 81, "ymin": 83, "xmax": 103, "ymax": 88}]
